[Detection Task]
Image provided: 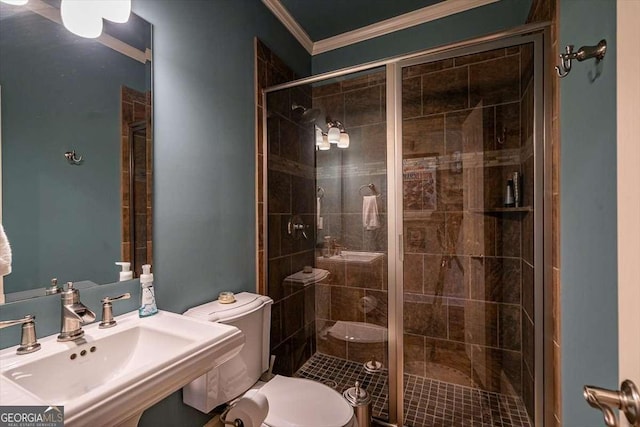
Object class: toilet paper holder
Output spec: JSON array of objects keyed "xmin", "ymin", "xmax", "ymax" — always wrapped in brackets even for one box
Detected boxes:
[
  {"xmin": 220, "ymin": 406, "xmax": 244, "ymax": 427},
  {"xmin": 219, "ymin": 389, "xmax": 268, "ymax": 427}
]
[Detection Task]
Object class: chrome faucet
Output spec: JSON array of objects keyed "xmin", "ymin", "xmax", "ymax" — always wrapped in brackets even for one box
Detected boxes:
[
  {"xmin": 99, "ymin": 293, "xmax": 131, "ymax": 328},
  {"xmin": 58, "ymin": 282, "xmax": 96, "ymax": 342},
  {"xmin": 0, "ymin": 314, "xmax": 41, "ymax": 354},
  {"xmin": 331, "ymin": 238, "xmax": 346, "ymax": 256}
]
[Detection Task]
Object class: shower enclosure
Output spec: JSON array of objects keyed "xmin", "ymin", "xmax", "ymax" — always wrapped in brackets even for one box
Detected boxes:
[{"xmin": 261, "ymin": 26, "xmax": 547, "ymax": 427}]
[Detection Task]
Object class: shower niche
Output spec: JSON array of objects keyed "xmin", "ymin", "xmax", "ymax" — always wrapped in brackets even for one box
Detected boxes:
[{"xmin": 260, "ymin": 29, "xmax": 545, "ymax": 427}]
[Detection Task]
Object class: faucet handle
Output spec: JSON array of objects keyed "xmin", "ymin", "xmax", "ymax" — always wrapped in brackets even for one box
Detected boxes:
[
  {"xmin": 45, "ymin": 278, "xmax": 62, "ymax": 295},
  {"xmin": 0, "ymin": 314, "xmax": 41, "ymax": 355},
  {"xmin": 99, "ymin": 293, "xmax": 131, "ymax": 329}
]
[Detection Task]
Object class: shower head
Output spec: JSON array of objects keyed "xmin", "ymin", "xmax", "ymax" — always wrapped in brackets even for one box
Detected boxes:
[{"xmin": 291, "ymin": 103, "xmax": 322, "ymax": 124}]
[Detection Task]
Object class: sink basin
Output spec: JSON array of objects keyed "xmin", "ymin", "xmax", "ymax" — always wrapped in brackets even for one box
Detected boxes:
[
  {"xmin": 319, "ymin": 250, "xmax": 385, "ymax": 264},
  {"xmin": 0, "ymin": 310, "xmax": 244, "ymax": 426}
]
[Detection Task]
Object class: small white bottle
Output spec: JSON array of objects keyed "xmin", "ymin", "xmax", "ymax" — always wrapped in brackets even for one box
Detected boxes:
[
  {"xmin": 115, "ymin": 262, "xmax": 133, "ymax": 281},
  {"xmin": 139, "ymin": 264, "xmax": 158, "ymax": 317}
]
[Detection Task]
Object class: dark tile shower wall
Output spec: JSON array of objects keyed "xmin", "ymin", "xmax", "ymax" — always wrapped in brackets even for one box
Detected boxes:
[
  {"xmin": 401, "ymin": 46, "xmax": 535, "ymax": 418},
  {"xmin": 258, "ymin": 40, "xmax": 317, "ymax": 376},
  {"xmin": 313, "ymin": 71, "xmax": 389, "ymax": 367}
]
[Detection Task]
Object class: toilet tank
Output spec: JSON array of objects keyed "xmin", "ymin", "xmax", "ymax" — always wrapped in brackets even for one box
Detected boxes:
[{"xmin": 182, "ymin": 292, "xmax": 273, "ymax": 413}]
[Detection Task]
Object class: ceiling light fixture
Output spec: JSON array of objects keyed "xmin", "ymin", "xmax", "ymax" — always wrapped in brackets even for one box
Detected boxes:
[{"xmin": 0, "ymin": 0, "xmax": 28, "ymax": 5}]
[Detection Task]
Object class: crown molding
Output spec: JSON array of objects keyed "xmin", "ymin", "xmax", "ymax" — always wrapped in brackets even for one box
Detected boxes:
[
  {"xmin": 312, "ymin": 0, "xmax": 500, "ymax": 55},
  {"xmin": 264, "ymin": 0, "xmax": 500, "ymax": 56},
  {"xmin": 261, "ymin": 0, "xmax": 314, "ymax": 54}
]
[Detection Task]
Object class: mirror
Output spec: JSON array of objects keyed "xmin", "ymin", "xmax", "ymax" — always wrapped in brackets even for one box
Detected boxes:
[{"xmin": 0, "ymin": 0, "xmax": 153, "ymax": 302}]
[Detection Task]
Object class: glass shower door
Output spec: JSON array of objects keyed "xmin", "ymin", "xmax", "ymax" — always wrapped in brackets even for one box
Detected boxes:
[
  {"xmin": 399, "ymin": 40, "xmax": 539, "ymax": 427},
  {"xmin": 264, "ymin": 66, "xmax": 391, "ymax": 424},
  {"xmin": 310, "ymin": 67, "xmax": 391, "ymax": 422}
]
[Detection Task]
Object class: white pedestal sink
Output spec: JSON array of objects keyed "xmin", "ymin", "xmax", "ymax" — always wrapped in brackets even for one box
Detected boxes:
[{"xmin": 0, "ymin": 310, "xmax": 244, "ymax": 426}]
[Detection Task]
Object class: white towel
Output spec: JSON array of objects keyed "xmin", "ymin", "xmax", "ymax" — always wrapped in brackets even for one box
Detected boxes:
[
  {"xmin": 0, "ymin": 224, "xmax": 12, "ymax": 277},
  {"xmin": 362, "ymin": 195, "xmax": 380, "ymax": 230},
  {"xmin": 285, "ymin": 268, "xmax": 329, "ymax": 286}
]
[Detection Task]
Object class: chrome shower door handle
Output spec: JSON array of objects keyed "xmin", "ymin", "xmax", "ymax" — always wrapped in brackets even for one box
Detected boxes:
[{"xmin": 584, "ymin": 379, "xmax": 640, "ymax": 427}]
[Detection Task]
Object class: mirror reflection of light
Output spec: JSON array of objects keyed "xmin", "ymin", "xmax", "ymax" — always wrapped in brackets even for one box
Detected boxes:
[
  {"xmin": 0, "ymin": 0, "xmax": 29, "ymax": 5},
  {"xmin": 338, "ymin": 132, "xmax": 350, "ymax": 148},
  {"xmin": 61, "ymin": 0, "xmax": 103, "ymax": 39},
  {"xmin": 327, "ymin": 126, "xmax": 341, "ymax": 144},
  {"xmin": 318, "ymin": 134, "xmax": 330, "ymax": 151},
  {"xmin": 99, "ymin": 0, "xmax": 131, "ymax": 24},
  {"xmin": 60, "ymin": 0, "xmax": 131, "ymax": 39}
]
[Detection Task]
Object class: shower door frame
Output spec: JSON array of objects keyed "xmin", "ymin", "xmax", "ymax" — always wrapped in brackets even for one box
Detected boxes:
[
  {"xmin": 261, "ymin": 22, "xmax": 551, "ymax": 427},
  {"xmin": 390, "ymin": 32, "xmax": 548, "ymax": 426}
]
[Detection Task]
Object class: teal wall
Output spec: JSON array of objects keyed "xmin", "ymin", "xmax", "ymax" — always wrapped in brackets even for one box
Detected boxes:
[
  {"xmin": 136, "ymin": 0, "xmax": 310, "ymax": 424},
  {"xmin": 0, "ymin": 13, "xmax": 148, "ymax": 294},
  {"xmin": 131, "ymin": 0, "xmax": 309, "ymax": 317},
  {"xmin": 131, "ymin": 1, "xmax": 310, "ymax": 423},
  {"xmin": 312, "ymin": 0, "xmax": 531, "ymax": 73},
  {"xmin": 0, "ymin": 1, "xmax": 310, "ymax": 426},
  {"xmin": 559, "ymin": 1, "xmax": 618, "ymax": 425}
]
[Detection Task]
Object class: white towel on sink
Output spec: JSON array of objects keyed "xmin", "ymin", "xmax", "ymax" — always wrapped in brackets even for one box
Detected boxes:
[
  {"xmin": 0, "ymin": 224, "xmax": 12, "ymax": 277},
  {"xmin": 362, "ymin": 195, "xmax": 380, "ymax": 230}
]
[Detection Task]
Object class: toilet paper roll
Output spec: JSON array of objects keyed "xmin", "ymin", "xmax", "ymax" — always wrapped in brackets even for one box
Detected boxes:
[{"xmin": 225, "ymin": 390, "xmax": 269, "ymax": 427}]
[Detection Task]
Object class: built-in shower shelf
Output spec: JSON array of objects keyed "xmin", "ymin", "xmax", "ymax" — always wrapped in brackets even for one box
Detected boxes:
[{"xmin": 475, "ymin": 206, "xmax": 533, "ymax": 214}]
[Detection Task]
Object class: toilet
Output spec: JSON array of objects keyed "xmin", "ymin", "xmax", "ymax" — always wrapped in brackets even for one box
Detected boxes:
[{"xmin": 183, "ymin": 292, "xmax": 356, "ymax": 427}]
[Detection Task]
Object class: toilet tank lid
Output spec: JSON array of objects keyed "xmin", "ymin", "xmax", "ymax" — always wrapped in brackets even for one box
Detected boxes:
[{"xmin": 184, "ymin": 292, "xmax": 272, "ymax": 323}]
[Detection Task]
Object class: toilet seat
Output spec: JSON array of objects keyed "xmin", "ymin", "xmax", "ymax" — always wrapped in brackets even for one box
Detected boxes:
[{"xmin": 258, "ymin": 375, "xmax": 355, "ymax": 427}]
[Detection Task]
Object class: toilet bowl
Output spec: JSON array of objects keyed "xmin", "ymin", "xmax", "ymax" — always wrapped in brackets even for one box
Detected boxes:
[
  {"xmin": 183, "ymin": 292, "xmax": 355, "ymax": 427},
  {"xmin": 243, "ymin": 375, "xmax": 355, "ymax": 427}
]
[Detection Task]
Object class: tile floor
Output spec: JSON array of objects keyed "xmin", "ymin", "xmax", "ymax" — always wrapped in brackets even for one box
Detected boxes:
[{"xmin": 295, "ymin": 353, "xmax": 532, "ymax": 427}]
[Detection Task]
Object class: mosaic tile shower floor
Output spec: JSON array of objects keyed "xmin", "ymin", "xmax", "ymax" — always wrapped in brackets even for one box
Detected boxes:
[{"xmin": 295, "ymin": 353, "xmax": 532, "ymax": 427}]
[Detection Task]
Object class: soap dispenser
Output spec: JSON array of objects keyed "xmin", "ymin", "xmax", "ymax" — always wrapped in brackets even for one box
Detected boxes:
[
  {"xmin": 115, "ymin": 262, "xmax": 133, "ymax": 281},
  {"xmin": 139, "ymin": 264, "xmax": 158, "ymax": 317}
]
